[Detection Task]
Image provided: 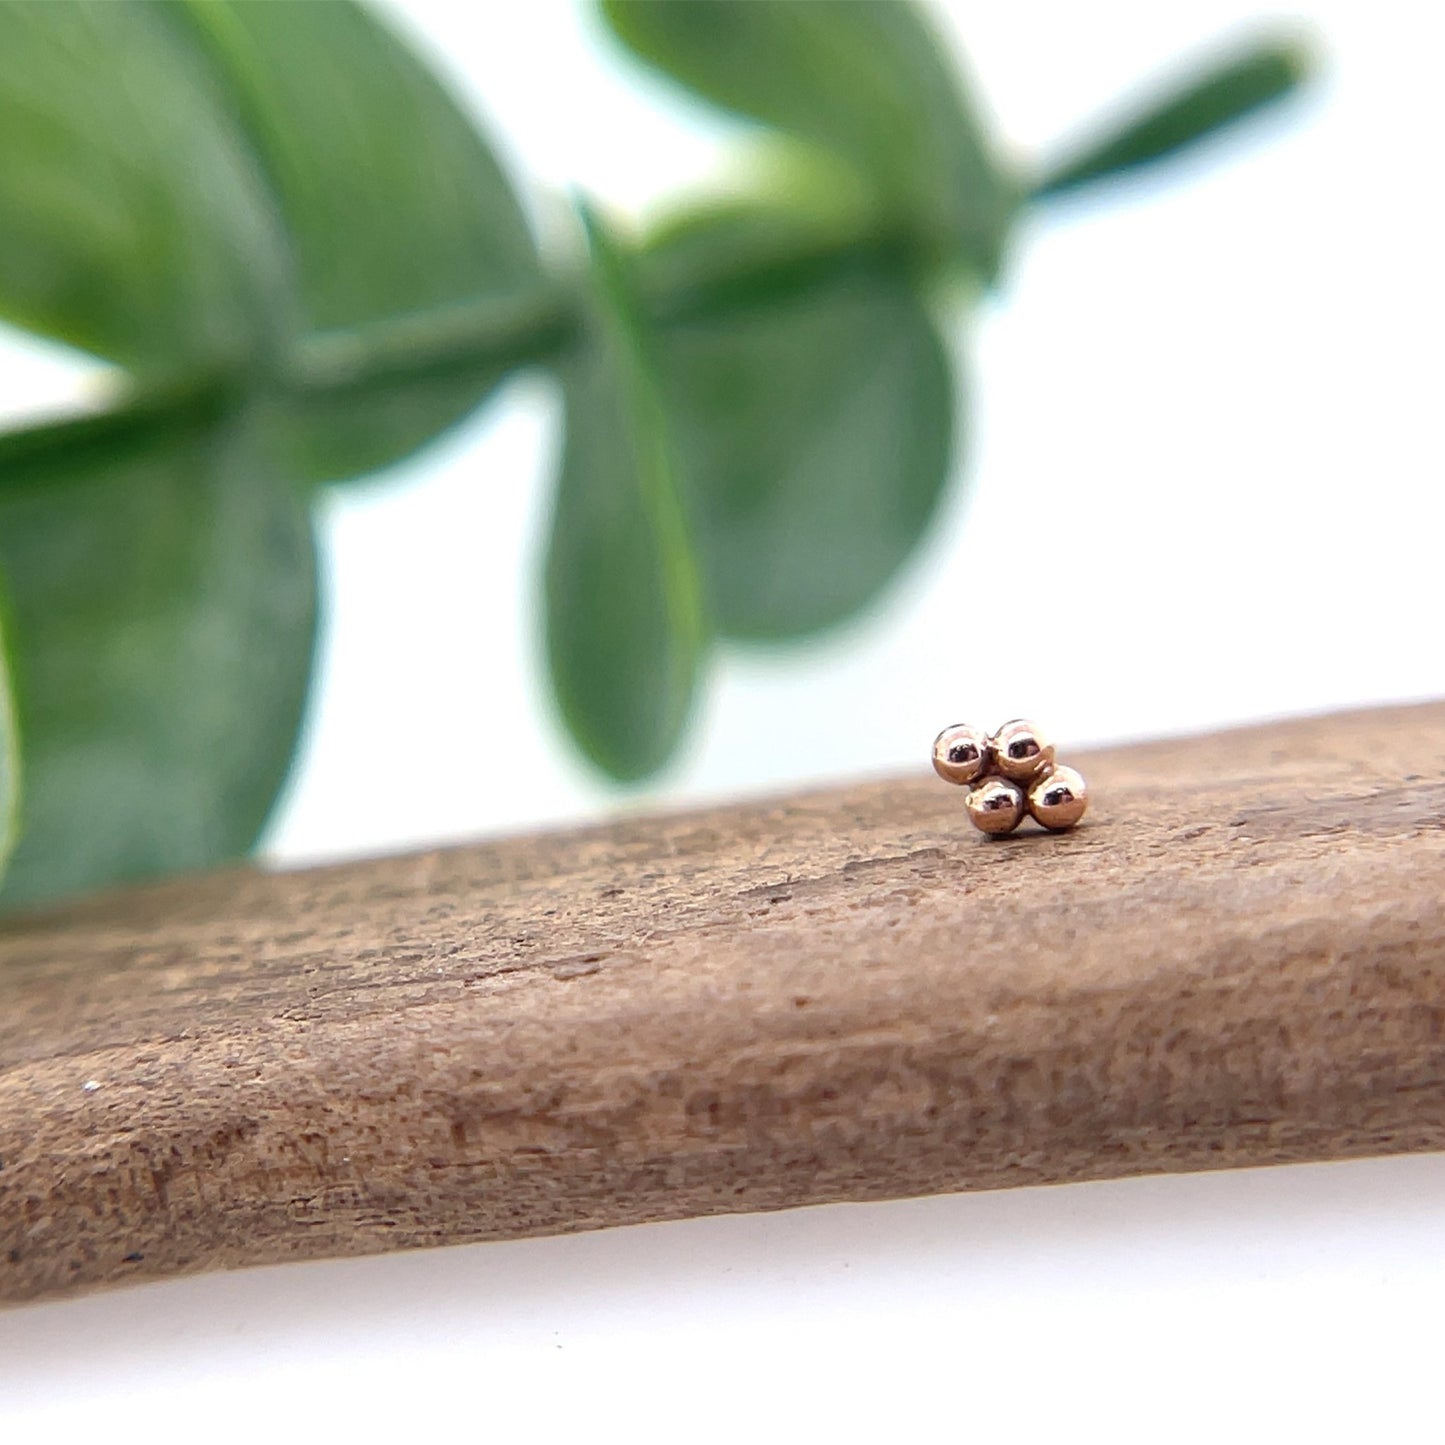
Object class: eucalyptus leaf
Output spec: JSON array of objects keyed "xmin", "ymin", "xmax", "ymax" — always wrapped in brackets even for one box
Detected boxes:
[
  {"xmin": 646, "ymin": 207, "xmax": 956, "ymax": 639},
  {"xmin": 0, "ymin": 613, "xmax": 19, "ymax": 878},
  {"xmin": 169, "ymin": 0, "xmax": 543, "ymax": 481},
  {"xmin": 0, "ymin": 408, "xmax": 317, "ymax": 909},
  {"xmin": 1033, "ymin": 36, "xmax": 1311, "ymax": 199},
  {"xmin": 0, "ymin": 0, "xmax": 288, "ymax": 366},
  {"xmin": 640, "ymin": 161, "xmax": 878, "ymax": 321},
  {"xmin": 545, "ymin": 214, "xmax": 704, "ymax": 781},
  {"xmin": 601, "ymin": 0, "xmax": 1014, "ymax": 273}
]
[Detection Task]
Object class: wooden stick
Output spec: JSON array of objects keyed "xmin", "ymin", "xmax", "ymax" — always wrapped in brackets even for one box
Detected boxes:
[{"xmin": 3, "ymin": 702, "xmax": 1444, "ymax": 1305}]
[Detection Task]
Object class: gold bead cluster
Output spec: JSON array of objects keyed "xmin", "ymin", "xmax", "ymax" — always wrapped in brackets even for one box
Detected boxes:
[{"xmin": 931, "ymin": 719, "xmax": 1088, "ymax": 835}]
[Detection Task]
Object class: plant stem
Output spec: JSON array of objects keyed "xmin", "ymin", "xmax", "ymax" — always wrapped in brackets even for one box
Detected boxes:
[
  {"xmin": 0, "ymin": 30, "xmax": 1315, "ymax": 481},
  {"xmin": 290, "ymin": 284, "xmax": 579, "ymax": 402},
  {"xmin": 0, "ymin": 209, "xmax": 911, "ymax": 477},
  {"xmin": 0, "ymin": 371, "xmax": 233, "ymax": 489},
  {"xmin": 289, "ymin": 208, "xmax": 906, "ymax": 407}
]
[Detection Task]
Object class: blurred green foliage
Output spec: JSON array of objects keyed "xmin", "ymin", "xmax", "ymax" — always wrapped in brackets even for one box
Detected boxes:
[{"xmin": 0, "ymin": 0, "xmax": 1310, "ymax": 909}]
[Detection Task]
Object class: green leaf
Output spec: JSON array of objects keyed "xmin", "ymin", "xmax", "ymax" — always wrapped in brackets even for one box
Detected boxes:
[
  {"xmin": 644, "ymin": 205, "xmax": 956, "ymax": 639},
  {"xmin": 601, "ymin": 0, "xmax": 1014, "ymax": 274},
  {"xmin": 0, "ymin": 0, "xmax": 288, "ymax": 366},
  {"xmin": 640, "ymin": 152, "xmax": 881, "ymax": 319},
  {"xmin": 0, "ymin": 602, "xmax": 20, "ymax": 880},
  {"xmin": 545, "ymin": 213, "xmax": 705, "ymax": 781},
  {"xmin": 1033, "ymin": 36, "xmax": 1313, "ymax": 199},
  {"xmin": 0, "ymin": 405, "xmax": 317, "ymax": 909},
  {"xmin": 168, "ymin": 0, "xmax": 543, "ymax": 481}
]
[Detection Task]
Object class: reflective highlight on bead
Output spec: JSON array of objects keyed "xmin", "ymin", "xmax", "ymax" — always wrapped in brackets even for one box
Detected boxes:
[
  {"xmin": 990, "ymin": 719, "xmax": 1055, "ymax": 782},
  {"xmin": 1028, "ymin": 764, "xmax": 1089, "ymax": 831},
  {"xmin": 965, "ymin": 777, "xmax": 1026, "ymax": 834},
  {"xmin": 932, "ymin": 723, "xmax": 992, "ymax": 786}
]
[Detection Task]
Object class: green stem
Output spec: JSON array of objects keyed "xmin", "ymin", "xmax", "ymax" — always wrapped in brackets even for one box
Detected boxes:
[
  {"xmin": 290, "ymin": 283, "xmax": 578, "ymax": 403},
  {"xmin": 0, "ymin": 211, "xmax": 907, "ymax": 486},
  {"xmin": 289, "ymin": 207, "xmax": 902, "ymax": 408},
  {"xmin": 0, "ymin": 372, "xmax": 233, "ymax": 487},
  {"xmin": 0, "ymin": 28, "xmax": 1315, "ymax": 487}
]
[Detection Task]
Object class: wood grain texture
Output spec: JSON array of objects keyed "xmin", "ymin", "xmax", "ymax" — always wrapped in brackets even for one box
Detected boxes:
[{"xmin": 3, "ymin": 702, "xmax": 1444, "ymax": 1305}]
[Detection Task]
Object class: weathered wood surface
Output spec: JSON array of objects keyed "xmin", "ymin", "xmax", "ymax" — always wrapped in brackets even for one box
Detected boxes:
[{"xmin": 2, "ymin": 702, "xmax": 1444, "ymax": 1305}]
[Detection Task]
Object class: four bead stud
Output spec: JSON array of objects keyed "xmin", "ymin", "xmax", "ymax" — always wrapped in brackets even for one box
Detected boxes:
[{"xmin": 932, "ymin": 719, "xmax": 1088, "ymax": 835}]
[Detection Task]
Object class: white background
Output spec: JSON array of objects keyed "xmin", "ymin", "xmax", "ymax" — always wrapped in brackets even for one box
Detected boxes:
[{"xmin": 2, "ymin": 1, "xmax": 1443, "ymax": 1438}]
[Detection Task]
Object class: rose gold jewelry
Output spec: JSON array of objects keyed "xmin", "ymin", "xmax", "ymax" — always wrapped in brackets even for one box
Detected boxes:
[
  {"xmin": 1027, "ymin": 764, "xmax": 1088, "ymax": 830},
  {"xmin": 931, "ymin": 722, "xmax": 991, "ymax": 786},
  {"xmin": 965, "ymin": 776, "xmax": 1026, "ymax": 834},
  {"xmin": 932, "ymin": 719, "xmax": 1088, "ymax": 835},
  {"xmin": 990, "ymin": 718, "xmax": 1054, "ymax": 782}
]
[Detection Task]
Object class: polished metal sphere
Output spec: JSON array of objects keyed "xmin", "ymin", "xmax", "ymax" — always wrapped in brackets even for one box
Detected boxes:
[
  {"xmin": 990, "ymin": 719, "xmax": 1055, "ymax": 783},
  {"xmin": 1027, "ymin": 764, "xmax": 1089, "ymax": 830},
  {"xmin": 932, "ymin": 723, "xmax": 992, "ymax": 786},
  {"xmin": 965, "ymin": 777, "xmax": 1026, "ymax": 835}
]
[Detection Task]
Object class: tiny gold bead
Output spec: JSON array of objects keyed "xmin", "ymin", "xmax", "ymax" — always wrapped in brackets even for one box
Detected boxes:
[
  {"xmin": 1027, "ymin": 764, "xmax": 1089, "ymax": 830},
  {"xmin": 990, "ymin": 718, "xmax": 1055, "ymax": 782},
  {"xmin": 965, "ymin": 776, "xmax": 1026, "ymax": 835},
  {"xmin": 932, "ymin": 723, "xmax": 992, "ymax": 786}
]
